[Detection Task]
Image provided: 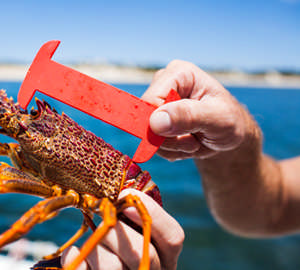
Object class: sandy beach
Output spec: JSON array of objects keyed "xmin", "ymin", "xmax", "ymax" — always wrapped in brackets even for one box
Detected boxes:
[{"xmin": 0, "ymin": 63, "xmax": 300, "ymax": 88}]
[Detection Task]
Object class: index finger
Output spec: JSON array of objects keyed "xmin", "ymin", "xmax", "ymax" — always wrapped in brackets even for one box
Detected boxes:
[
  {"xmin": 141, "ymin": 60, "xmax": 196, "ymax": 106},
  {"xmin": 142, "ymin": 60, "xmax": 226, "ymax": 106}
]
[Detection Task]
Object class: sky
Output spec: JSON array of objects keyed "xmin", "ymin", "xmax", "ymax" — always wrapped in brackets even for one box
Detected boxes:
[{"xmin": 0, "ymin": 0, "xmax": 300, "ymax": 70}]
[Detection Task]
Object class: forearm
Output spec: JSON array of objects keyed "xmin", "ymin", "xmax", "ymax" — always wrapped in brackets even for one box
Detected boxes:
[{"xmin": 195, "ymin": 110, "xmax": 287, "ymax": 237}]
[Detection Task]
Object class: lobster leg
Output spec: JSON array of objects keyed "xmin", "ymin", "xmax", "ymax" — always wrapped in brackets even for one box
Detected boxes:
[
  {"xmin": 65, "ymin": 194, "xmax": 152, "ymax": 270},
  {"xmin": 43, "ymin": 211, "xmax": 94, "ymax": 260},
  {"xmin": 0, "ymin": 191, "xmax": 79, "ymax": 247},
  {"xmin": 0, "ymin": 143, "xmax": 39, "ymax": 176},
  {"xmin": 0, "ymin": 162, "xmax": 53, "ymax": 196},
  {"xmin": 64, "ymin": 197, "xmax": 117, "ymax": 270},
  {"xmin": 115, "ymin": 194, "xmax": 152, "ymax": 270},
  {"xmin": 0, "ymin": 142, "xmax": 17, "ymax": 156}
]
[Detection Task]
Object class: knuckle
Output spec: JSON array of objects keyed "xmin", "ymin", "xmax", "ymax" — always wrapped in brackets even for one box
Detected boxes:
[
  {"xmin": 167, "ymin": 59, "xmax": 190, "ymax": 69},
  {"xmin": 167, "ymin": 59, "xmax": 184, "ymax": 67},
  {"xmin": 167, "ymin": 59, "xmax": 200, "ymax": 75},
  {"xmin": 222, "ymin": 117, "xmax": 240, "ymax": 140},
  {"xmin": 152, "ymin": 68, "xmax": 165, "ymax": 80},
  {"xmin": 213, "ymin": 98, "xmax": 238, "ymax": 128},
  {"xmin": 223, "ymin": 108, "xmax": 237, "ymax": 130},
  {"xmin": 223, "ymin": 103, "xmax": 244, "ymax": 137},
  {"xmin": 166, "ymin": 225, "xmax": 185, "ymax": 253},
  {"xmin": 211, "ymin": 98, "xmax": 246, "ymax": 149}
]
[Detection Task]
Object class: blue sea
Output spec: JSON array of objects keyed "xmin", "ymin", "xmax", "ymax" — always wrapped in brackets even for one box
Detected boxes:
[{"xmin": 0, "ymin": 81, "xmax": 300, "ymax": 270}]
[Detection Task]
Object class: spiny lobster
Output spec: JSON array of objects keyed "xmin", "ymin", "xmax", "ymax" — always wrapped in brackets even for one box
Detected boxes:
[{"xmin": 0, "ymin": 90, "xmax": 162, "ymax": 270}]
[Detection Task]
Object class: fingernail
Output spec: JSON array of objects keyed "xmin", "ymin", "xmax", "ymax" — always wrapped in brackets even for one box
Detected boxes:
[{"xmin": 150, "ymin": 111, "xmax": 172, "ymax": 134}]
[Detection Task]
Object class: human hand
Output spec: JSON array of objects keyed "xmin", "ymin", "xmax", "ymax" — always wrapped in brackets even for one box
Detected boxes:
[
  {"xmin": 61, "ymin": 189, "xmax": 184, "ymax": 270},
  {"xmin": 142, "ymin": 60, "xmax": 253, "ymax": 160}
]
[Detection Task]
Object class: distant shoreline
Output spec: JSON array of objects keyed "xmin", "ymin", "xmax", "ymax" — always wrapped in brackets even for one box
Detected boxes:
[{"xmin": 0, "ymin": 63, "xmax": 300, "ymax": 89}]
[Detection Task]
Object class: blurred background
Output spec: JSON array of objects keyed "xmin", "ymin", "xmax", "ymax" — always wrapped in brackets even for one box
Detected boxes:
[{"xmin": 0, "ymin": 1, "xmax": 300, "ymax": 269}]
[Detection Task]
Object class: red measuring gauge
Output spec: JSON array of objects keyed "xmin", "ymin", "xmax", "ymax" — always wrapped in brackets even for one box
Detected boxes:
[{"xmin": 18, "ymin": 40, "xmax": 180, "ymax": 163}]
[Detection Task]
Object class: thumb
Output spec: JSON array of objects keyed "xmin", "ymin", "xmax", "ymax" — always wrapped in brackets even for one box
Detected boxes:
[
  {"xmin": 149, "ymin": 99, "xmax": 205, "ymax": 137},
  {"xmin": 149, "ymin": 98, "xmax": 244, "ymax": 151}
]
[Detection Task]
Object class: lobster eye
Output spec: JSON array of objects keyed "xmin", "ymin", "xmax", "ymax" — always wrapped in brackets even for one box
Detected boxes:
[{"xmin": 30, "ymin": 108, "xmax": 39, "ymax": 118}]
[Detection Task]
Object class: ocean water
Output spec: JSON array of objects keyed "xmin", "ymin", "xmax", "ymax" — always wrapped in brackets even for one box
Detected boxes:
[{"xmin": 0, "ymin": 81, "xmax": 300, "ymax": 270}]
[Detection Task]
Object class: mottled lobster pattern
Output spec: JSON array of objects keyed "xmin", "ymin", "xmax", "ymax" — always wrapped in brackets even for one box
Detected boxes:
[
  {"xmin": 0, "ymin": 90, "xmax": 161, "ymax": 270},
  {"xmin": 0, "ymin": 90, "xmax": 161, "ymax": 204}
]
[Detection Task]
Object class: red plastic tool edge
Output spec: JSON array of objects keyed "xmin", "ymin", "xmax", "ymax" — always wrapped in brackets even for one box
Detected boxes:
[{"xmin": 18, "ymin": 40, "xmax": 180, "ymax": 163}]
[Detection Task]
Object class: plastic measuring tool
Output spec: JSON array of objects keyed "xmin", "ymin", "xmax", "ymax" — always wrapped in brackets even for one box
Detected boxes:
[{"xmin": 18, "ymin": 40, "xmax": 180, "ymax": 163}]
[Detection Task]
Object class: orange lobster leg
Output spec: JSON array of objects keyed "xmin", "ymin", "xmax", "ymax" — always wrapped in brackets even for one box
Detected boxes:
[
  {"xmin": 43, "ymin": 211, "xmax": 94, "ymax": 260},
  {"xmin": 0, "ymin": 142, "xmax": 17, "ymax": 155},
  {"xmin": 0, "ymin": 143, "xmax": 39, "ymax": 177},
  {"xmin": 64, "ymin": 198, "xmax": 117, "ymax": 270},
  {"xmin": 0, "ymin": 191, "xmax": 79, "ymax": 247},
  {"xmin": 115, "ymin": 194, "xmax": 152, "ymax": 270},
  {"xmin": 0, "ymin": 163, "xmax": 53, "ymax": 197},
  {"xmin": 65, "ymin": 194, "xmax": 152, "ymax": 270}
]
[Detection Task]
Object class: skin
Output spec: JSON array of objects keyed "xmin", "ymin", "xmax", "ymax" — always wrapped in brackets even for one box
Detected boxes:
[
  {"xmin": 143, "ymin": 60, "xmax": 300, "ymax": 237},
  {"xmin": 62, "ymin": 189, "xmax": 184, "ymax": 270},
  {"xmin": 63, "ymin": 59, "xmax": 300, "ymax": 269}
]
